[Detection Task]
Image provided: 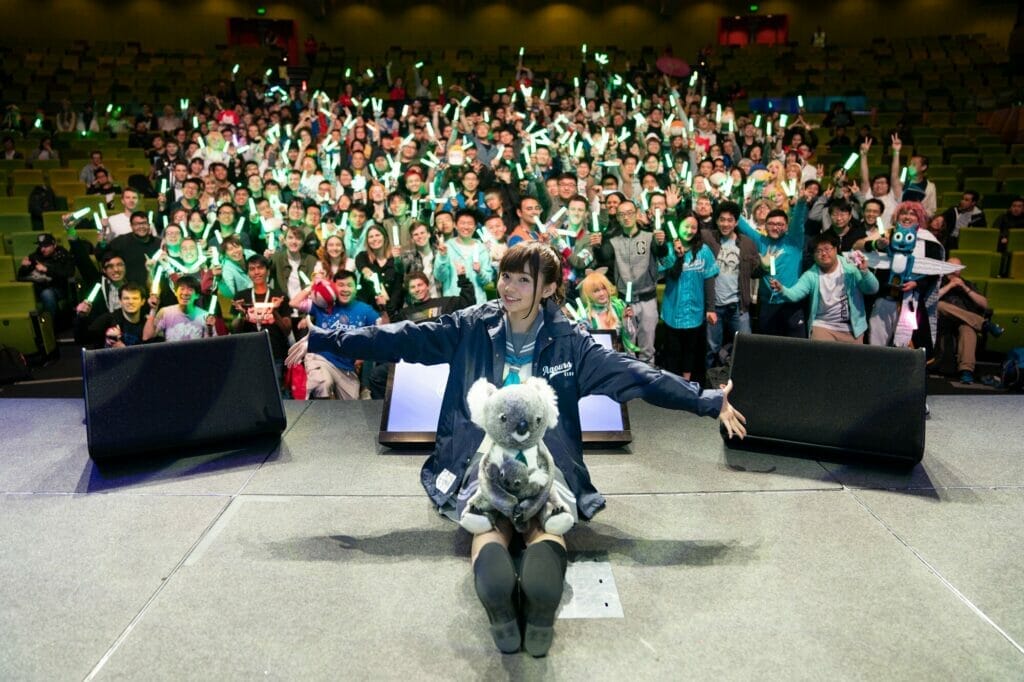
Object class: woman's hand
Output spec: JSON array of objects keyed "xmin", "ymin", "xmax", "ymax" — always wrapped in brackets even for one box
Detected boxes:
[{"xmin": 718, "ymin": 379, "xmax": 747, "ymax": 439}]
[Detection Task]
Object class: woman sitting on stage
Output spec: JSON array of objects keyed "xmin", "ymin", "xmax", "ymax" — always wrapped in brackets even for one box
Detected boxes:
[{"xmin": 288, "ymin": 241, "xmax": 746, "ymax": 657}]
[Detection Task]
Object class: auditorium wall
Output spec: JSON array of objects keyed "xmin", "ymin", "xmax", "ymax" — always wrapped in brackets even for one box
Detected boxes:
[{"xmin": 1, "ymin": 0, "xmax": 1016, "ymax": 55}]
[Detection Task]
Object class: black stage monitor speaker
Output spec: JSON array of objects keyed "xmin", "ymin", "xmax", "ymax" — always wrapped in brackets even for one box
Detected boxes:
[
  {"xmin": 725, "ymin": 334, "xmax": 926, "ymax": 466},
  {"xmin": 82, "ymin": 332, "xmax": 287, "ymax": 462}
]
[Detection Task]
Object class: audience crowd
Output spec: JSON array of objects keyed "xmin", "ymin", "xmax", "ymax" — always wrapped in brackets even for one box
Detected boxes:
[{"xmin": 13, "ymin": 53, "xmax": 1021, "ymax": 395}]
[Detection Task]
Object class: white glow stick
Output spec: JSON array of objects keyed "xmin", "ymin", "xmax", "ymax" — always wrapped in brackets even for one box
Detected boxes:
[
  {"xmin": 207, "ymin": 296, "xmax": 218, "ymax": 317},
  {"xmin": 592, "ymin": 211, "xmax": 600, "ymax": 233},
  {"xmin": 98, "ymin": 203, "xmax": 107, "ymax": 219},
  {"xmin": 780, "ymin": 114, "xmax": 788, "ymax": 128},
  {"xmin": 298, "ymin": 270, "xmax": 311, "ymax": 286},
  {"xmin": 667, "ymin": 220, "xmax": 678, "ymax": 241},
  {"xmin": 797, "ymin": 95, "xmax": 804, "ymax": 108},
  {"xmin": 93, "ymin": 213, "xmax": 103, "ymax": 231},
  {"xmin": 769, "ymin": 255, "xmax": 776, "ymax": 277},
  {"xmin": 625, "ymin": 281, "xmax": 633, "ymax": 303},
  {"xmin": 900, "ymin": 167, "xmax": 908, "ymax": 183},
  {"xmin": 755, "ymin": 114, "xmax": 762, "ymax": 128},
  {"xmin": 548, "ymin": 206, "xmax": 567, "ymax": 225},
  {"xmin": 843, "ymin": 152, "xmax": 859, "ymax": 171},
  {"xmin": 655, "ymin": 209, "xmax": 662, "ymax": 233},
  {"xmin": 72, "ymin": 207, "xmax": 90, "ymax": 219},
  {"xmin": 767, "ymin": 120, "xmax": 773, "ymax": 137},
  {"xmin": 392, "ymin": 224, "xmax": 400, "ymax": 245}
]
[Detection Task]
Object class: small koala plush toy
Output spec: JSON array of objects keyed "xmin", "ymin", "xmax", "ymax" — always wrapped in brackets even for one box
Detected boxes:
[{"xmin": 460, "ymin": 377, "xmax": 575, "ymax": 536}]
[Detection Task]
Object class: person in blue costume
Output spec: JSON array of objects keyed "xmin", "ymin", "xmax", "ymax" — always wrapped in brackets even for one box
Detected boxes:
[{"xmin": 288, "ymin": 242, "xmax": 746, "ymax": 658}]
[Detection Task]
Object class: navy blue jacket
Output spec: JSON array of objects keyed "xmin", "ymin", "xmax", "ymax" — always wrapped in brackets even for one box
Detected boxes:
[{"xmin": 307, "ymin": 299, "xmax": 724, "ymax": 520}]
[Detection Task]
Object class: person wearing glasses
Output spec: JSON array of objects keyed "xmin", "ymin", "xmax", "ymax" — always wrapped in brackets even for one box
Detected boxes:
[
  {"xmin": 609, "ymin": 199, "xmax": 669, "ymax": 365},
  {"xmin": 97, "ymin": 212, "xmax": 161, "ymax": 288},
  {"xmin": 768, "ymin": 232, "xmax": 878, "ymax": 343}
]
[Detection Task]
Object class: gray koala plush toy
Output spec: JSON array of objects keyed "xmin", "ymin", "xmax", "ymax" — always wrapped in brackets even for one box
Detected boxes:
[{"xmin": 460, "ymin": 377, "xmax": 574, "ymax": 536}]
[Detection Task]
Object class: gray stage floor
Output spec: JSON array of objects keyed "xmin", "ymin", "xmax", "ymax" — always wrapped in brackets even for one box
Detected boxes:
[{"xmin": 1, "ymin": 396, "xmax": 1023, "ymax": 680}]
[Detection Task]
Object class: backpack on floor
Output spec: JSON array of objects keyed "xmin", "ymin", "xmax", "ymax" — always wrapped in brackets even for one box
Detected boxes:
[
  {"xmin": 1001, "ymin": 348, "xmax": 1024, "ymax": 392},
  {"xmin": 0, "ymin": 345, "xmax": 31, "ymax": 384}
]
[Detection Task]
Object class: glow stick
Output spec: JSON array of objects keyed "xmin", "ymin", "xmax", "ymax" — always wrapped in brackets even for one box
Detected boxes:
[
  {"xmin": 267, "ymin": 231, "xmax": 276, "ymax": 250},
  {"xmin": 207, "ymin": 296, "xmax": 218, "ymax": 317},
  {"xmin": 655, "ymin": 209, "xmax": 662, "ymax": 233},
  {"xmin": 755, "ymin": 114, "xmax": 762, "ymax": 128},
  {"xmin": 667, "ymin": 220, "xmax": 678, "ymax": 241},
  {"xmin": 201, "ymin": 216, "xmax": 214, "ymax": 243},
  {"xmin": 780, "ymin": 114, "xmax": 788, "ymax": 128},
  {"xmin": 581, "ymin": 43, "xmax": 587, "ymax": 55},
  {"xmin": 236, "ymin": 217, "xmax": 245, "ymax": 234},
  {"xmin": 665, "ymin": 153, "xmax": 673, "ymax": 170},
  {"xmin": 98, "ymin": 203, "xmax": 107, "ymax": 219},
  {"xmin": 516, "ymin": 163, "xmax": 525, "ymax": 180},
  {"xmin": 625, "ymin": 281, "xmax": 633, "ymax": 303},
  {"xmin": 414, "ymin": 61, "xmax": 424, "ymax": 69},
  {"xmin": 197, "ymin": 135, "xmax": 205, "ymax": 149},
  {"xmin": 563, "ymin": 304, "xmax": 579, "ymax": 323},
  {"xmin": 592, "ymin": 211, "xmax": 600, "ymax": 233},
  {"xmin": 715, "ymin": 104, "xmax": 722, "ymax": 124},
  {"xmin": 681, "ymin": 161, "xmax": 689, "ymax": 178},
  {"xmin": 72, "ymin": 207, "xmax": 90, "ymax": 220},
  {"xmin": 298, "ymin": 270, "xmax": 311, "ymax": 286},
  {"xmin": 548, "ymin": 206, "xmax": 567, "ymax": 225},
  {"xmin": 85, "ymin": 283, "xmax": 102, "ymax": 304},
  {"xmin": 437, "ymin": 75, "xmax": 443, "ymax": 87},
  {"xmin": 519, "ymin": 46, "xmax": 524, "ymax": 58},
  {"xmin": 93, "ymin": 213, "xmax": 103, "ymax": 231},
  {"xmin": 366, "ymin": 68, "xmax": 374, "ymax": 78},
  {"xmin": 767, "ymin": 120, "xmax": 773, "ymax": 137},
  {"xmin": 425, "ymin": 121, "xmax": 435, "ymax": 139},
  {"xmin": 265, "ymin": 68, "xmax": 273, "ymax": 78},
  {"xmin": 797, "ymin": 95, "xmax": 804, "ymax": 108},
  {"xmin": 900, "ymin": 167, "xmax": 908, "ymax": 183},
  {"xmin": 232, "ymin": 63, "xmax": 240, "ymax": 75},
  {"xmin": 701, "ymin": 95, "xmax": 707, "ymax": 109},
  {"xmin": 148, "ymin": 211, "xmax": 154, "ymax": 226},
  {"xmin": 151, "ymin": 266, "xmax": 163, "ymax": 295},
  {"xmin": 843, "ymin": 152, "xmax": 859, "ymax": 171},
  {"xmin": 345, "ymin": 68, "xmax": 351, "ymax": 78},
  {"xmin": 248, "ymin": 198, "xmax": 256, "ymax": 216},
  {"xmin": 392, "ymin": 224, "xmax": 401, "ymax": 245},
  {"xmin": 192, "ymin": 116, "xmax": 198, "ymax": 129},
  {"xmin": 211, "ymin": 248, "xmax": 220, "ymax": 266},
  {"xmin": 689, "ymin": 72, "xmax": 698, "ymax": 87},
  {"xmin": 769, "ymin": 255, "xmax": 776, "ymax": 277},
  {"xmin": 159, "ymin": 178, "xmax": 168, "ymax": 195},
  {"xmin": 574, "ymin": 76, "xmax": 580, "ymax": 89}
]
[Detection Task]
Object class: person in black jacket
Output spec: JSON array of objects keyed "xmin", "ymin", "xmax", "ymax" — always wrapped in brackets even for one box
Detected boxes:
[{"xmin": 17, "ymin": 233, "xmax": 75, "ymax": 317}]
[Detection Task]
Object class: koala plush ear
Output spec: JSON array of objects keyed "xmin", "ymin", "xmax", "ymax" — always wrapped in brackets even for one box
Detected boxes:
[
  {"xmin": 467, "ymin": 378, "xmax": 497, "ymax": 427},
  {"xmin": 525, "ymin": 377, "xmax": 559, "ymax": 429}
]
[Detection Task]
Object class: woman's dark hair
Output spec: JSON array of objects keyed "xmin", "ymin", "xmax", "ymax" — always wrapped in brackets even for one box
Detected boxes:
[
  {"xmin": 499, "ymin": 242, "xmax": 565, "ymax": 318},
  {"xmin": 220, "ymin": 234, "xmax": 243, "ymax": 254}
]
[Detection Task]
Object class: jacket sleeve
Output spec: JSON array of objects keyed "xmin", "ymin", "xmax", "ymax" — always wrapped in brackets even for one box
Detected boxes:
[
  {"xmin": 574, "ymin": 331, "xmax": 723, "ymax": 417},
  {"xmin": 778, "ymin": 269, "xmax": 815, "ymax": 302},
  {"xmin": 737, "ymin": 215, "xmax": 765, "ymax": 248},
  {"xmin": 306, "ymin": 310, "xmax": 467, "ymax": 366},
  {"xmin": 783, "ymin": 198, "xmax": 809, "ymax": 248}
]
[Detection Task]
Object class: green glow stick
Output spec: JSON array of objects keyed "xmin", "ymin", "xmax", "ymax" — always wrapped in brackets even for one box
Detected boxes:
[
  {"xmin": 437, "ymin": 75, "xmax": 443, "ymax": 86},
  {"xmin": 843, "ymin": 152, "xmax": 859, "ymax": 171},
  {"xmin": 232, "ymin": 63, "xmax": 240, "ymax": 75},
  {"xmin": 519, "ymin": 46, "xmax": 524, "ymax": 58},
  {"xmin": 98, "ymin": 203, "xmax": 107, "ymax": 219},
  {"xmin": 798, "ymin": 95, "xmax": 804, "ymax": 108},
  {"xmin": 298, "ymin": 270, "xmax": 311, "ymax": 286},
  {"xmin": 72, "ymin": 207, "xmax": 90, "ymax": 219},
  {"xmin": 592, "ymin": 211, "xmax": 600, "ymax": 233},
  {"xmin": 625, "ymin": 281, "xmax": 633, "ymax": 303},
  {"xmin": 900, "ymin": 167, "xmax": 907, "ymax": 183},
  {"xmin": 85, "ymin": 282, "xmax": 102, "ymax": 304},
  {"xmin": 755, "ymin": 114, "xmax": 762, "ymax": 128},
  {"xmin": 689, "ymin": 72, "xmax": 698, "ymax": 87},
  {"xmin": 93, "ymin": 213, "xmax": 103, "ymax": 231},
  {"xmin": 780, "ymin": 114, "xmax": 788, "ymax": 128},
  {"xmin": 366, "ymin": 68, "xmax": 374, "ymax": 78},
  {"xmin": 581, "ymin": 43, "xmax": 587, "ymax": 55},
  {"xmin": 151, "ymin": 265, "xmax": 163, "ymax": 295},
  {"xmin": 767, "ymin": 120, "xmax": 772, "ymax": 137},
  {"xmin": 207, "ymin": 296, "xmax": 218, "ymax": 316},
  {"xmin": 715, "ymin": 104, "xmax": 722, "ymax": 124},
  {"xmin": 192, "ymin": 115, "xmax": 198, "ymax": 129},
  {"xmin": 106, "ymin": 103, "xmax": 113, "ymax": 114},
  {"xmin": 700, "ymin": 95, "xmax": 707, "ymax": 109},
  {"xmin": 265, "ymin": 68, "xmax": 273, "ymax": 77},
  {"xmin": 667, "ymin": 220, "xmax": 678, "ymax": 241},
  {"xmin": 414, "ymin": 61, "xmax": 424, "ymax": 69}
]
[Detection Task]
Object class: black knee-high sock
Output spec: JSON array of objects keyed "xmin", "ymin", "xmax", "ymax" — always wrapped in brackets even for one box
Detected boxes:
[
  {"xmin": 519, "ymin": 540, "xmax": 567, "ymax": 657},
  {"xmin": 473, "ymin": 543, "xmax": 521, "ymax": 653}
]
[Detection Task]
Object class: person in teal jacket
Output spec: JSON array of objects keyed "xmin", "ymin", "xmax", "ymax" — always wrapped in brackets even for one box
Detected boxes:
[
  {"xmin": 737, "ymin": 190, "xmax": 809, "ymax": 337},
  {"xmin": 769, "ymin": 232, "xmax": 879, "ymax": 343},
  {"xmin": 659, "ymin": 216, "xmax": 719, "ymax": 381}
]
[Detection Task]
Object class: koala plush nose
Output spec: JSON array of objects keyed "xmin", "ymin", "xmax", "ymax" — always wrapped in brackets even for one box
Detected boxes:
[{"xmin": 515, "ymin": 419, "xmax": 529, "ymax": 436}]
